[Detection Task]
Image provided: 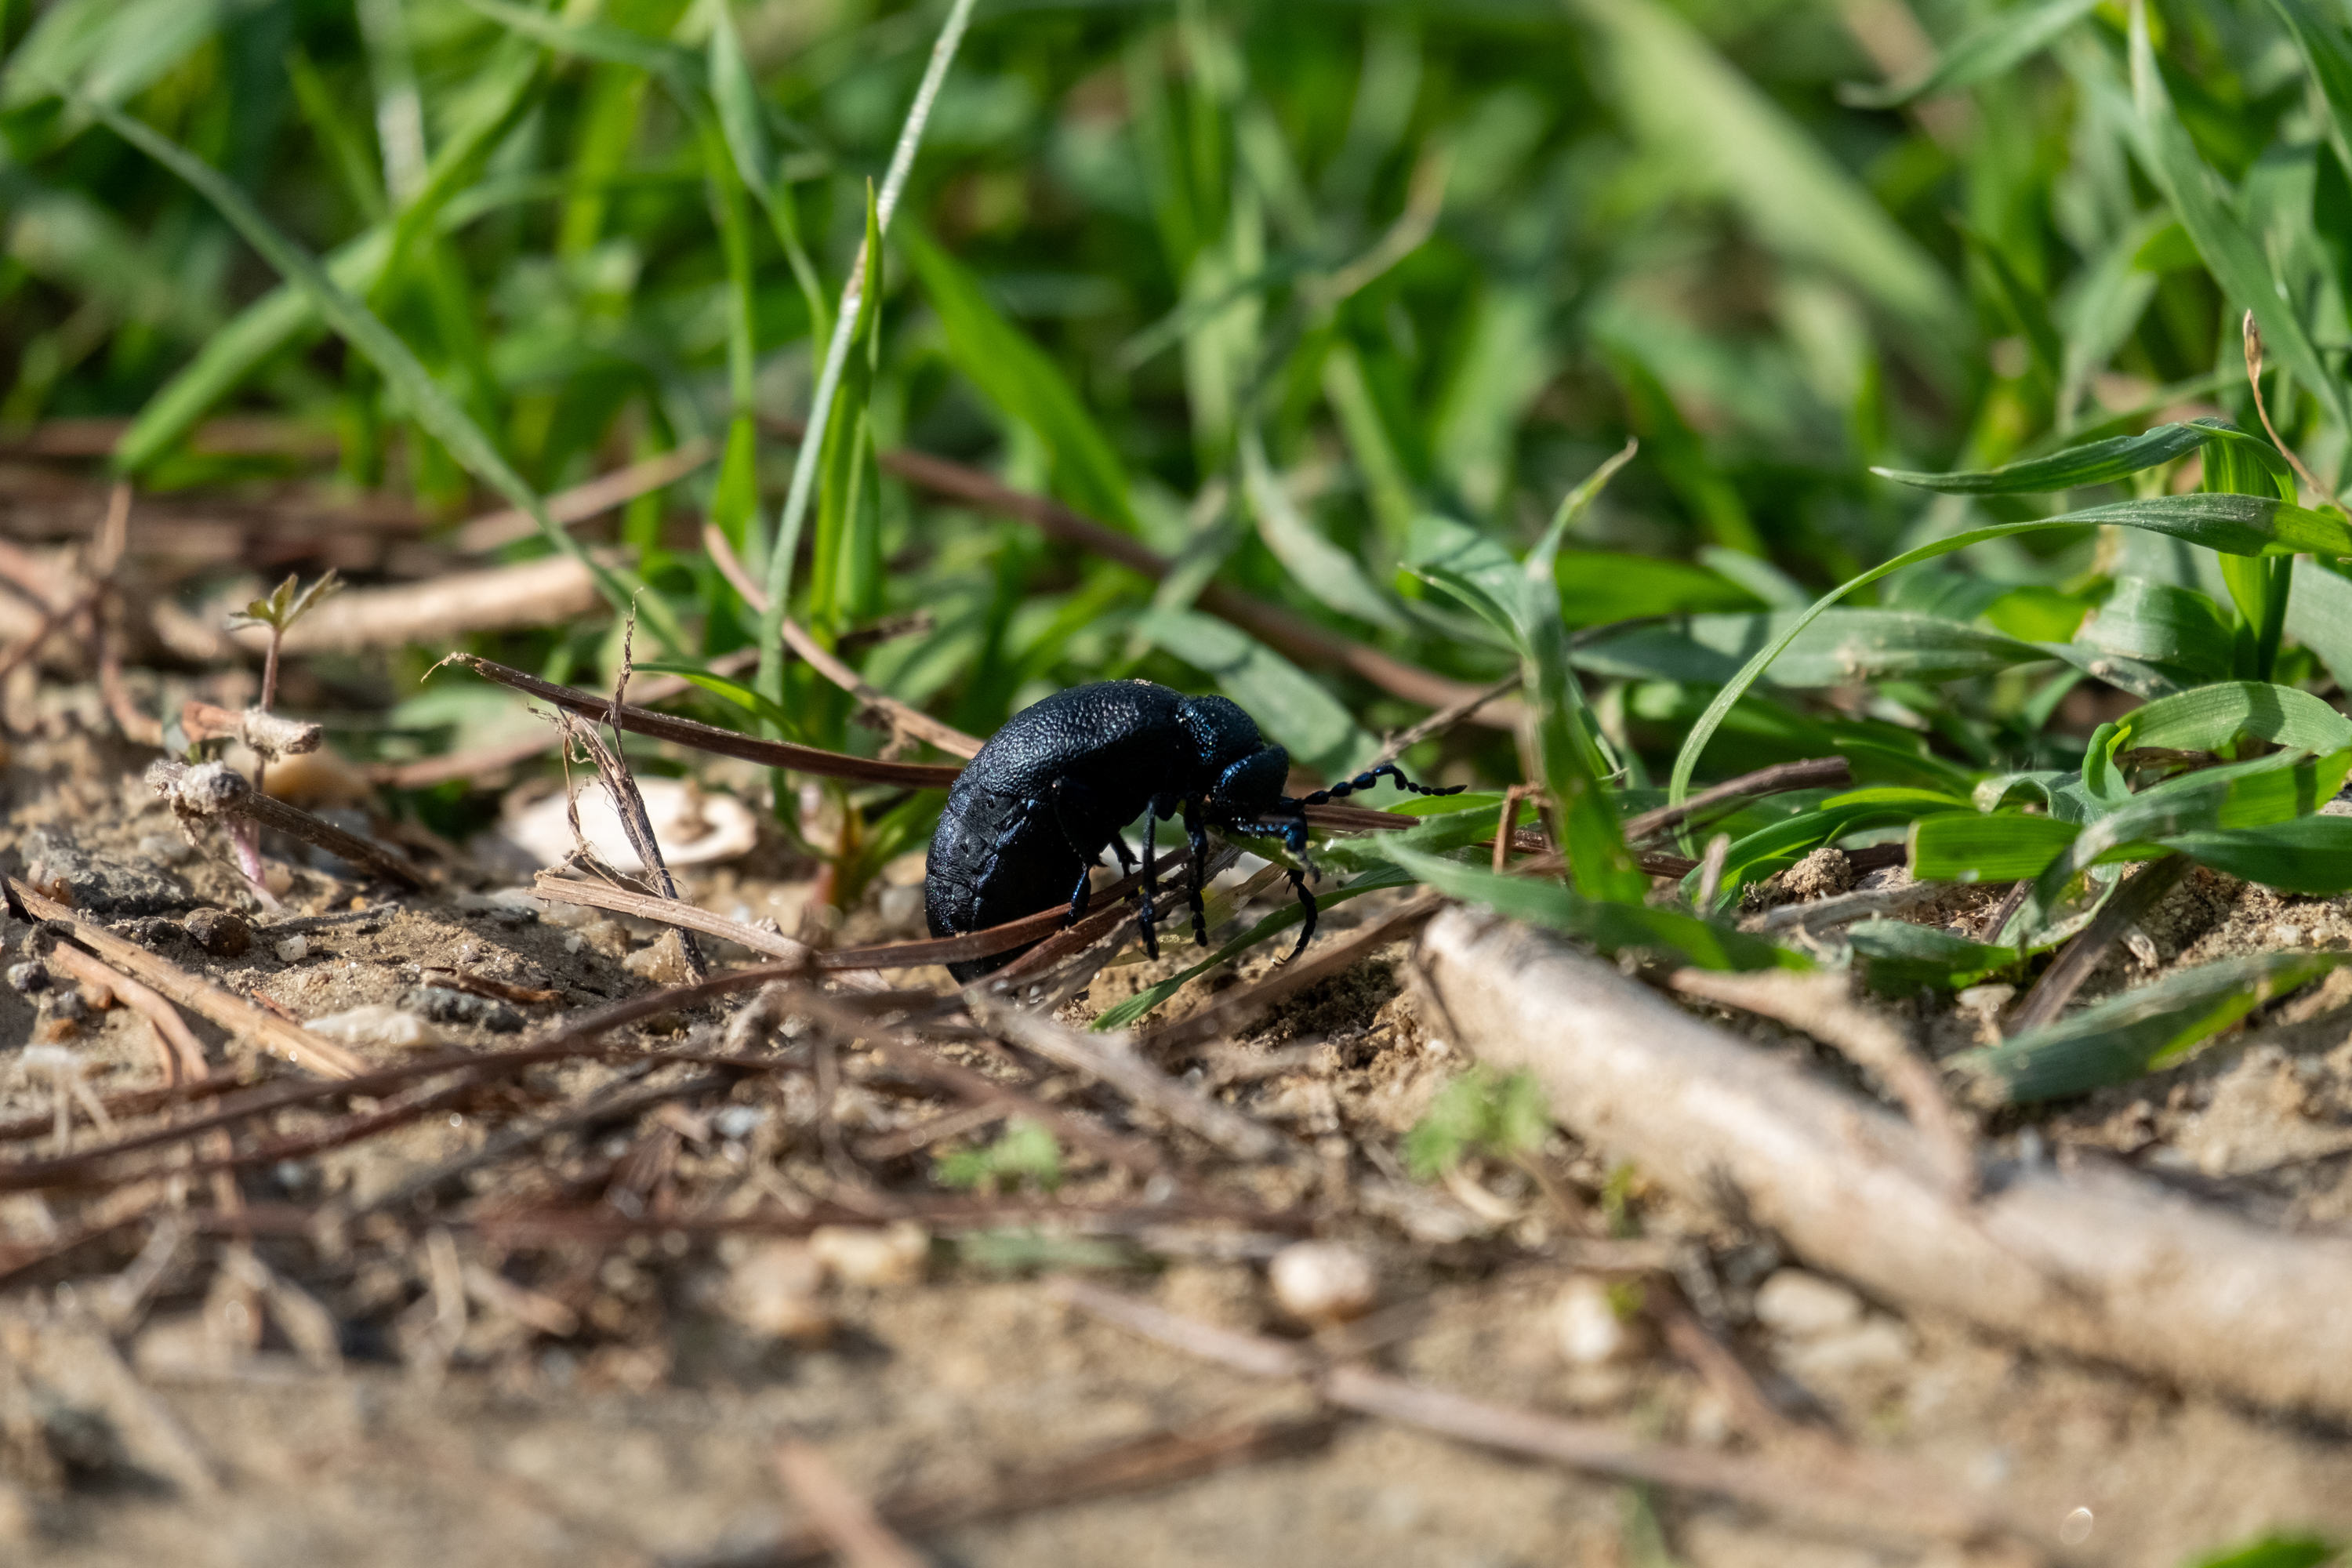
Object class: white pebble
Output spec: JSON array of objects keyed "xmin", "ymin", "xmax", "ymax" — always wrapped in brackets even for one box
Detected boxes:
[
  {"xmin": 1269, "ymin": 1240, "xmax": 1377, "ymax": 1326},
  {"xmin": 1552, "ymin": 1276, "xmax": 1636, "ymax": 1366},
  {"xmin": 274, "ymin": 935, "xmax": 308, "ymax": 963},
  {"xmin": 1753, "ymin": 1269, "xmax": 1864, "ymax": 1338}
]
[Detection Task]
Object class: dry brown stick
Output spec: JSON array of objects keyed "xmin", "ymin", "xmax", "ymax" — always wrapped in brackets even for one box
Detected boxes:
[
  {"xmin": 370, "ymin": 650, "xmax": 758, "ymax": 789},
  {"xmin": 1665, "ymin": 968, "xmax": 1976, "ymax": 1200},
  {"xmin": 1143, "ymin": 892, "xmax": 1443, "ymax": 1054},
  {"xmin": 709, "ymin": 1416, "xmax": 1339, "ymax": 1568},
  {"xmin": 446, "ymin": 653, "xmax": 963, "ymax": 789},
  {"xmin": 1053, "ymin": 1279, "xmax": 2007, "ymax": 1544},
  {"xmin": 965, "ymin": 992, "xmax": 1282, "ymax": 1162},
  {"xmin": 252, "ymin": 553, "xmax": 613, "ymax": 655},
  {"xmin": 2005, "ymin": 853, "xmax": 2192, "ymax": 1033},
  {"xmin": 1621, "ymin": 757, "xmax": 1854, "ymax": 844},
  {"xmin": 42, "ymin": 942, "xmax": 210, "ymax": 1086},
  {"xmin": 1416, "ymin": 906, "xmax": 2352, "ymax": 1424},
  {"xmin": 9, "ymin": 879, "xmax": 368, "ymax": 1079},
  {"xmin": 147, "ymin": 759, "xmax": 428, "ymax": 888},
  {"xmin": 0, "ymin": 580, "xmax": 99, "ymax": 684},
  {"xmin": 761, "ymin": 419, "xmax": 1515, "ymax": 726},
  {"xmin": 454, "ymin": 437, "xmax": 719, "ymax": 552},
  {"xmin": 771, "ymin": 1441, "xmax": 927, "ymax": 1568},
  {"xmin": 704, "ymin": 523, "xmax": 985, "ymax": 758}
]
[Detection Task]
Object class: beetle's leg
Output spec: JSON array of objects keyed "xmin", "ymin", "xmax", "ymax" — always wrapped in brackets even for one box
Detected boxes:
[
  {"xmin": 1065, "ymin": 862, "xmax": 1094, "ymax": 927},
  {"xmin": 1050, "ymin": 779, "xmax": 1109, "ymax": 928},
  {"xmin": 1137, "ymin": 802, "xmax": 1162, "ymax": 960},
  {"xmin": 1104, "ymin": 833, "xmax": 1136, "ymax": 875},
  {"xmin": 1182, "ymin": 797, "xmax": 1210, "ymax": 946},
  {"xmin": 1274, "ymin": 801, "xmax": 1319, "ymax": 883},
  {"xmin": 1298, "ymin": 762, "xmax": 1468, "ymax": 806},
  {"xmin": 1283, "ymin": 866, "xmax": 1317, "ymax": 961}
]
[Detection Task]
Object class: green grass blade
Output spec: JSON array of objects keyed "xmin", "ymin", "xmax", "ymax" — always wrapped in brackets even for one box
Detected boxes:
[
  {"xmin": 1240, "ymin": 426, "xmax": 1410, "ymax": 633},
  {"xmin": 1951, "ymin": 951, "xmax": 2343, "ymax": 1104},
  {"xmin": 2168, "ymin": 817, "xmax": 2352, "ymax": 895},
  {"xmin": 1134, "ymin": 607, "xmax": 1377, "ymax": 778},
  {"xmin": 1873, "ymin": 419, "xmax": 2208, "ymax": 493},
  {"xmin": 1909, "ymin": 811, "xmax": 2084, "ymax": 883},
  {"xmin": 898, "ymin": 221, "xmax": 1136, "ymax": 532},
  {"xmin": 1381, "ymin": 843, "xmax": 1802, "ymax": 971},
  {"xmin": 1842, "ymin": 0, "xmax": 2101, "ymax": 108},
  {"xmin": 90, "ymin": 100, "xmax": 678, "ymax": 651},
  {"xmin": 2131, "ymin": 4, "xmax": 2352, "ymax": 437},
  {"xmin": 1667, "ymin": 493, "xmax": 2352, "ymax": 806}
]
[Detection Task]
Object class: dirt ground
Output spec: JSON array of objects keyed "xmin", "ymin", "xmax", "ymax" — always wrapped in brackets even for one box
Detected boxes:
[{"xmin": 5, "ymin": 704, "xmax": 2352, "ymax": 1568}]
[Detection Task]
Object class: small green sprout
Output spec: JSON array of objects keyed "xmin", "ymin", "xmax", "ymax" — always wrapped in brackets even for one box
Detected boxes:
[
  {"xmin": 1403, "ymin": 1066, "xmax": 1552, "ymax": 1179},
  {"xmin": 935, "ymin": 1120, "xmax": 1062, "ymax": 1192}
]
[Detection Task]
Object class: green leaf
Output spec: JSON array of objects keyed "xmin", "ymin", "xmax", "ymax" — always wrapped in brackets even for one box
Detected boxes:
[
  {"xmin": 935, "ymin": 1120, "xmax": 1062, "ymax": 1191},
  {"xmin": 1909, "ymin": 811, "xmax": 2084, "ymax": 883},
  {"xmin": 898, "ymin": 220, "xmax": 1137, "ymax": 532},
  {"xmin": 2018, "ymin": 749, "xmax": 2352, "ymax": 931},
  {"xmin": 1694, "ymin": 787, "xmax": 1970, "ymax": 906},
  {"xmin": 1569, "ymin": 0, "xmax": 1964, "ymax": 356},
  {"xmin": 2183, "ymin": 1533, "xmax": 2339, "ymax": 1568},
  {"xmin": 2166, "ymin": 816, "xmax": 2352, "ymax": 895},
  {"xmin": 1842, "ymin": 0, "xmax": 2101, "ymax": 108},
  {"xmin": 1403, "ymin": 1066, "xmax": 1552, "ymax": 1178},
  {"xmin": 2107, "ymin": 681, "xmax": 2352, "ymax": 757},
  {"xmin": 1667, "ymin": 493, "xmax": 2352, "ymax": 808},
  {"xmin": 1381, "ymin": 843, "xmax": 1803, "ymax": 971},
  {"xmin": 1553, "ymin": 550, "xmax": 1762, "ymax": 625},
  {"xmin": 1846, "ymin": 919, "xmax": 2018, "ymax": 995},
  {"xmin": 2130, "ymin": 5, "xmax": 2352, "ymax": 437},
  {"xmin": 1241, "ymin": 426, "xmax": 1411, "ymax": 633},
  {"xmin": 1872, "ymin": 418, "xmax": 2234, "ymax": 494},
  {"xmin": 82, "ymin": 102, "xmax": 677, "ymax": 651},
  {"xmin": 1951, "ymin": 952, "xmax": 2343, "ymax": 1104},
  {"xmin": 2074, "ymin": 575, "xmax": 2239, "ymax": 693},
  {"xmin": 630, "ymin": 661, "xmax": 801, "ymax": 739},
  {"xmin": 1578, "ymin": 609, "xmax": 2050, "ymax": 688}
]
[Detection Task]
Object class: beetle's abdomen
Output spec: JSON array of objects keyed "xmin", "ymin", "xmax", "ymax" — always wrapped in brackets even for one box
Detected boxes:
[{"xmin": 925, "ymin": 781, "xmax": 1080, "ymax": 982}]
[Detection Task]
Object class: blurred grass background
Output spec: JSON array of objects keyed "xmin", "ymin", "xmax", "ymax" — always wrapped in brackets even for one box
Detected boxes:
[{"xmin": 0, "ymin": 0, "xmax": 2342, "ymax": 807}]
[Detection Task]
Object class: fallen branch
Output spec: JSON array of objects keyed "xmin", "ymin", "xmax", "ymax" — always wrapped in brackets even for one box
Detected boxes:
[
  {"xmin": 1414, "ymin": 908, "xmax": 2352, "ymax": 1422},
  {"xmin": 1665, "ymin": 968, "xmax": 1976, "ymax": 1200},
  {"xmin": 6, "ymin": 879, "xmax": 368, "ymax": 1079},
  {"xmin": 1054, "ymin": 1279, "xmax": 2007, "ymax": 1545},
  {"xmin": 252, "ymin": 553, "xmax": 612, "ymax": 655}
]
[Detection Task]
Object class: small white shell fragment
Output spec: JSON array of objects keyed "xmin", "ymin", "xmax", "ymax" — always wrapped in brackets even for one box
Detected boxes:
[
  {"xmin": 305, "ymin": 1004, "xmax": 443, "ymax": 1051},
  {"xmin": 274, "ymin": 935, "xmax": 309, "ymax": 963},
  {"xmin": 809, "ymin": 1221, "xmax": 931, "ymax": 1288},
  {"xmin": 502, "ymin": 779, "xmax": 758, "ymax": 872},
  {"xmin": 1268, "ymin": 1240, "xmax": 1377, "ymax": 1326},
  {"xmin": 1753, "ymin": 1269, "xmax": 1865, "ymax": 1338}
]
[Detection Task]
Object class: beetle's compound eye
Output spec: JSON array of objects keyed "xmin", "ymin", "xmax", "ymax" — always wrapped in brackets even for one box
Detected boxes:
[
  {"xmin": 1206, "ymin": 745, "xmax": 1289, "ymax": 822},
  {"xmin": 1177, "ymin": 695, "xmax": 1263, "ymax": 771}
]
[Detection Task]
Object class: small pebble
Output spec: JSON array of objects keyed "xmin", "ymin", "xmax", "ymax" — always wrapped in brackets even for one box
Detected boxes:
[
  {"xmin": 622, "ymin": 929, "xmax": 695, "ymax": 986},
  {"xmin": 306, "ymin": 1004, "xmax": 444, "ymax": 1051},
  {"xmin": 274, "ymin": 935, "xmax": 309, "ymax": 963},
  {"xmin": 1753, "ymin": 1269, "xmax": 1865, "ymax": 1338},
  {"xmin": 183, "ymin": 907, "xmax": 251, "ymax": 959},
  {"xmin": 722, "ymin": 1241, "xmax": 833, "ymax": 1341},
  {"xmin": 809, "ymin": 1221, "xmax": 931, "ymax": 1288},
  {"xmin": 5, "ymin": 961, "xmax": 49, "ymax": 995},
  {"xmin": 1268, "ymin": 1240, "xmax": 1377, "ymax": 1326},
  {"xmin": 1552, "ymin": 1275, "xmax": 1641, "ymax": 1366}
]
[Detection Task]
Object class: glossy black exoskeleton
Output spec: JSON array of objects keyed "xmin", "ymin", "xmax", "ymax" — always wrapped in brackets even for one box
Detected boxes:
[{"xmin": 924, "ymin": 679, "xmax": 1461, "ymax": 982}]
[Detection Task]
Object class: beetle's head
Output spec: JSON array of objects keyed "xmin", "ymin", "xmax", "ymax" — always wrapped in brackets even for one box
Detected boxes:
[{"xmin": 1177, "ymin": 695, "xmax": 1261, "ymax": 774}]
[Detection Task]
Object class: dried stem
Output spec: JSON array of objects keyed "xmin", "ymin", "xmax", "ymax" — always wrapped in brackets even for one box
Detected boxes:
[
  {"xmin": 147, "ymin": 758, "xmax": 427, "ymax": 889},
  {"xmin": 771, "ymin": 1441, "xmax": 928, "ymax": 1568},
  {"xmin": 2005, "ymin": 853, "xmax": 2191, "ymax": 1033},
  {"xmin": 2242, "ymin": 310, "xmax": 2328, "ymax": 500}
]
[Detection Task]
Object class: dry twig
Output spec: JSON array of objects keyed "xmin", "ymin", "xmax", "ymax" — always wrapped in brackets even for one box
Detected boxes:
[
  {"xmin": 1417, "ymin": 907, "xmax": 2352, "ymax": 1422},
  {"xmin": 771, "ymin": 1441, "xmax": 928, "ymax": 1568},
  {"xmin": 2005, "ymin": 854, "xmax": 2191, "ymax": 1033},
  {"xmin": 147, "ymin": 758, "xmax": 427, "ymax": 888}
]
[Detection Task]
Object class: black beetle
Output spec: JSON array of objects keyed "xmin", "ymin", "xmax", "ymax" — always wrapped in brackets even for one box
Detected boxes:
[{"xmin": 924, "ymin": 679, "xmax": 1461, "ymax": 982}]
